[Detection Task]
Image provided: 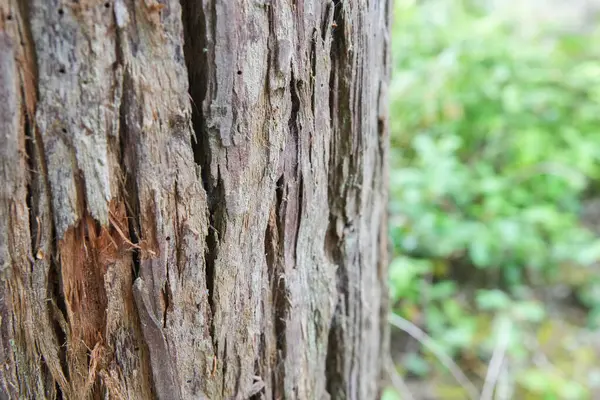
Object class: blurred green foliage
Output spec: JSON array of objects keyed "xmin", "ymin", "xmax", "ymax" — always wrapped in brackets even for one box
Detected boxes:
[{"xmin": 387, "ymin": 0, "xmax": 600, "ymax": 398}]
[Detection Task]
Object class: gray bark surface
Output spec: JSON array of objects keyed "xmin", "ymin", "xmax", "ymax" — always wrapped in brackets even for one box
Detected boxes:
[{"xmin": 0, "ymin": 0, "xmax": 390, "ymax": 399}]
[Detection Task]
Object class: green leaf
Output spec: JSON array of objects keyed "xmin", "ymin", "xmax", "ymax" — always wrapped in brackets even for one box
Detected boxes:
[
  {"xmin": 429, "ymin": 281, "xmax": 457, "ymax": 300},
  {"xmin": 469, "ymin": 237, "xmax": 491, "ymax": 268},
  {"xmin": 381, "ymin": 387, "xmax": 402, "ymax": 400},
  {"xmin": 441, "ymin": 323, "xmax": 475, "ymax": 350},
  {"xmin": 476, "ymin": 289, "xmax": 511, "ymax": 311},
  {"xmin": 558, "ymin": 380, "xmax": 588, "ymax": 400},
  {"xmin": 441, "ymin": 298, "xmax": 465, "ymax": 322},
  {"xmin": 403, "ymin": 353, "xmax": 430, "ymax": 377},
  {"xmin": 576, "ymin": 239, "xmax": 600, "ymax": 265},
  {"xmin": 388, "ymin": 258, "xmax": 431, "ymax": 302},
  {"xmin": 512, "ymin": 301, "xmax": 546, "ymax": 323},
  {"xmin": 425, "ymin": 304, "xmax": 447, "ymax": 335},
  {"xmin": 586, "ymin": 307, "xmax": 600, "ymax": 329},
  {"xmin": 518, "ymin": 369, "xmax": 553, "ymax": 393}
]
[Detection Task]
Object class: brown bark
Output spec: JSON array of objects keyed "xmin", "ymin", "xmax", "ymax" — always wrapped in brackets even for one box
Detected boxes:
[{"xmin": 0, "ymin": 0, "xmax": 390, "ymax": 399}]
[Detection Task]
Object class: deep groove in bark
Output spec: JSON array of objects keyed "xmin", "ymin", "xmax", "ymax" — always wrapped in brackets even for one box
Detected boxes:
[
  {"xmin": 204, "ymin": 222, "xmax": 217, "ymax": 335},
  {"xmin": 264, "ymin": 196, "xmax": 278, "ymax": 283},
  {"xmin": 325, "ymin": 298, "xmax": 343, "ymax": 396},
  {"xmin": 24, "ymin": 122, "xmax": 35, "ymax": 265},
  {"xmin": 113, "ymin": 3, "xmax": 142, "ymax": 283},
  {"xmin": 273, "ymin": 174, "xmax": 287, "ymax": 399},
  {"xmin": 288, "ymin": 70, "xmax": 300, "ymax": 158},
  {"xmin": 181, "ymin": 0, "xmax": 218, "ymax": 335},
  {"xmin": 181, "ymin": 0, "xmax": 209, "ymax": 172},
  {"xmin": 325, "ymin": 0, "xmax": 348, "ymax": 395},
  {"xmin": 321, "ymin": 3, "xmax": 331, "ymax": 42},
  {"xmin": 221, "ymin": 338, "xmax": 228, "ymax": 397},
  {"xmin": 310, "ymin": 28, "xmax": 317, "ymax": 120},
  {"xmin": 295, "ymin": 174, "xmax": 303, "ymax": 268},
  {"xmin": 324, "ymin": 220, "xmax": 346, "ymax": 396},
  {"xmin": 118, "ymin": 69, "xmax": 141, "ymax": 278},
  {"xmin": 55, "ymin": 382, "xmax": 63, "ymax": 400},
  {"xmin": 288, "ymin": 69, "xmax": 301, "ymax": 267},
  {"xmin": 162, "ymin": 280, "xmax": 170, "ymax": 329},
  {"xmin": 203, "ymin": 172, "xmax": 225, "ymax": 341}
]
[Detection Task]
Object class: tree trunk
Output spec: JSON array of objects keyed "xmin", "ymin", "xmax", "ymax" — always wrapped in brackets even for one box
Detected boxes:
[{"xmin": 0, "ymin": 0, "xmax": 390, "ymax": 398}]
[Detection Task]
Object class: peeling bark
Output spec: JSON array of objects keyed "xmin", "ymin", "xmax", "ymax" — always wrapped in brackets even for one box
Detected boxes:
[{"xmin": 0, "ymin": 0, "xmax": 390, "ymax": 399}]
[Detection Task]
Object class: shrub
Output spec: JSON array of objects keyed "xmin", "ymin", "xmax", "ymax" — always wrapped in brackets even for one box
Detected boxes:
[{"xmin": 387, "ymin": 0, "xmax": 600, "ymax": 397}]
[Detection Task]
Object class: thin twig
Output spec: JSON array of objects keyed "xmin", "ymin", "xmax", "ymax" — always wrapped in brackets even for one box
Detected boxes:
[
  {"xmin": 385, "ymin": 355, "xmax": 415, "ymax": 400},
  {"xmin": 481, "ymin": 316, "xmax": 511, "ymax": 400},
  {"xmin": 494, "ymin": 362, "xmax": 512, "ymax": 400},
  {"xmin": 388, "ymin": 313, "xmax": 480, "ymax": 400}
]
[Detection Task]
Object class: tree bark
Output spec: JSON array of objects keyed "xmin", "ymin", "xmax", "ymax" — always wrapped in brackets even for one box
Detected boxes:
[{"xmin": 0, "ymin": 0, "xmax": 390, "ymax": 399}]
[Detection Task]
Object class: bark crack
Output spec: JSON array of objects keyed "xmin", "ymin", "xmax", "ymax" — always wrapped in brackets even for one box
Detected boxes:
[
  {"xmin": 325, "ymin": 0, "xmax": 350, "ymax": 395},
  {"xmin": 118, "ymin": 68, "xmax": 141, "ymax": 279},
  {"xmin": 182, "ymin": 0, "xmax": 209, "ymax": 171},
  {"xmin": 273, "ymin": 174, "xmax": 288, "ymax": 400},
  {"xmin": 310, "ymin": 28, "xmax": 317, "ymax": 127},
  {"xmin": 181, "ymin": 1, "xmax": 218, "ymax": 345},
  {"xmin": 288, "ymin": 68, "xmax": 302, "ymax": 268}
]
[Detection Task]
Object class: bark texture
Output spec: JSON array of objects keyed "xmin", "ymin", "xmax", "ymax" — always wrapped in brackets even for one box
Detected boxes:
[{"xmin": 0, "ymin": 0, "xmax": 390, "ymax": 399}]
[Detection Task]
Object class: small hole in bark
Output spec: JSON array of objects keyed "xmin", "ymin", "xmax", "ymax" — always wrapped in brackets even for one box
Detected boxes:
[
  {"xmin": 61, "ymin": 128, "xmax": 67, "ymax": 133},
  {"xmin": 104, "ymin": 2, "xmax": 110, "ymax": 8},
  {"xmin": 237, "ymin": 70, "xmax": 242, "ymax": 75},
  {"xmin": 58, "ymin": 8, "xmax": 64, "ymax": 15},
  {"xmin": 6, "ymin": 14, "xmax": 12, "ymax": 20},
  {"xmin": 166, "ymin": 236, "xmax": 171, "ymax": 241},
  {"xmin": 59, "ymin": 67, "xmax": 66, "ymax": 74}
]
